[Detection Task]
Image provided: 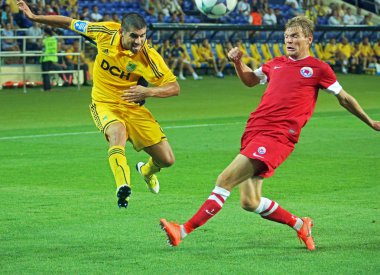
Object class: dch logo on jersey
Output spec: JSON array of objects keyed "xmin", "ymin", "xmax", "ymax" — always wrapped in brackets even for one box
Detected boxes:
[
  {"xmin": 74, "ymin": 21, "xmax": 88, "ymax": 33},
  {"xmin": 258, "ymin": 146, "xmax": 266, "ymax": 155},
  {"xmin": 300, "ymin": 67, "xmax": 313, "ymax": 78}
]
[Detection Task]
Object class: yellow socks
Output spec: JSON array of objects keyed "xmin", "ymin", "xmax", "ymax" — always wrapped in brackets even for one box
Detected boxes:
[
  {"xmin": 108, "ymin": 146, "xmax": 131, "ymax": 188},
  {"xmin": 141, "ymin": 157, "xmax": 161, "ymax": 178}
]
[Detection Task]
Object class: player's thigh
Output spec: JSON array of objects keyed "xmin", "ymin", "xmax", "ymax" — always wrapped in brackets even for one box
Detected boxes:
[
  {"xmin": 239, "ymin": 177, "xmax": 263, "ymax": 211},
  {"xmin": 216, "ymin": 154, "xmax": 266, "ymax": 190},
  {"xmin": 125, "ymin": 106, "xmax": 167, "ymax": 152}
]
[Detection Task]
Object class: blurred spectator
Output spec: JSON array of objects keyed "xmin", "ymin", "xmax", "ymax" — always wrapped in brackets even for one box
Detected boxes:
[
  {"xmin": 262, "ymin": 8, "xmax": 276, "ymax": 25},
  {"xmin": 305, "ymin": 5, "xmax": 317, "ymax": 24},
  {"xmin": 323, "ymin": 38, "xmax": 338, "ymax": 64},
  {"xmin": 237, "ymin": 0, "xmax": 251, "ymax": 16},
  {"xmin": 374, "ymin": 39, "xmax": 380, "ymax": 63},
  {"xmin": 90, "ymin": 5, "xmax": 103, "ymax": 22},
  {"xmin": 248, "ymin": 6, "xmax": 262, "ymax": 26},
  {"xmin": 198, "ymin": 38, "xmax": 225, "ymax": 78},
  {"xmin": 361, "ymin": 14, "xmax": 373, "ymax": 26},
  {"xmin": 66, "ymin": 40, "xmax": 90, "ymax": 85},
  {"xmin": 41, "ymin": 27, "xmax": 58, "ymax": 91},
  {"xmin": 80, "ymin": 6, "xmax": 91, "ymax": 21},
  {"xmin": 236, "ymin": 40, "xmax": 256, "ymax": 70},
  {"xmin": 350, "ymin": 43, "xmax": 362, "ymax": 73},
  {"xmin": 359, "ymin": 37, "xmax": 374, "ymax": 70},
  {"xmin": 158, "ymin": 39, "xmax": 172, "ymax": 66},
  {"xmin": 103, "ymin": 13, "xmax": 111, "ymax": 22},
  {"xmin": 343, "ymin": 7, "xmax": 357, "ymax": 25},
  {"xmin": 288, "ymin": 2, "xmax": 303, "ymax": 17},
  {"xmin": 274, "ymin": 8, "xmax": 286, "ymax": 26},
  {"xmin": 1, "ymin": 4, "xmax": 13, "ymax": 27},
  {"xmin": 376, "ymin": 0, "xmax": 380, "ymax": 15},
  {"xmin": 45, "ymin": 4, "xmax": 58, "ymax": 15},
  {"xmin": 337, "ymin": 37, "xmax": 352, "ymax": 74},
  {"xmin": 171, "ymin": 38, "xmax": 202, "ymax": 80},
  {"xmin": 328, "ymin": 9, "xmax": 341, "ymax": 26},
  {"xmin": 50, "ymin": 0, "xmax": 61, "ymax": 15},
  {"xmin": 161, "ymin": 0, "xmax": 184, "ymax": 16},
  {"xmin": 26, "ymin": 21, "xmax": 42, "ymax": 53},
  {"xmin": 54, "ymin": 41, "xmax": 72, "ymax": 86},
  {"xmin": 112, "ymin": 12, "xmax": 121, "ymax": 23},
  {"xmin": 141, "ymin": 0, "xmax": 162, "ymax": 16},
  {"xmin": 285, "ymin": 0, "xmax": 300, "ymax": 9},
  {"xmin": 337, "ymin": 3, "xmax": 346, "ymax": 18},
  {"xmin": 355, "ymin": 7, "xmax": 364, "ymax": 24},
  {"xmin": 314, "ymin": 0, "xmax": 330, "ymax": 17},
  {"xmin": 1, "ymin": 22, "xmax": 19, "ymax": 52}
]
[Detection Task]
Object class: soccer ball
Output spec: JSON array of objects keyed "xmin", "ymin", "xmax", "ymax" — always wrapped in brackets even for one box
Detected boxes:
[{"xmin": 195, "ymin": 0, "xmax": 238, "ymax": 19}]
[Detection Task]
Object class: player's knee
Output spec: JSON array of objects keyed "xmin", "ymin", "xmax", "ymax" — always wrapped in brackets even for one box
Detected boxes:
[
  {"xmin": 216, "ymin": 172, "xmax": 234, "ymax": 189},
  {"xmin": 159, "ymin": 153, "xmax": 175, "ymax": 168},
  {"xmin": 240, "ymin": 195, "xmax": 261, "ymax": 212},
  {"xmin": 106, "ymin": 123, "xmax": 126, "ymax": 145}
]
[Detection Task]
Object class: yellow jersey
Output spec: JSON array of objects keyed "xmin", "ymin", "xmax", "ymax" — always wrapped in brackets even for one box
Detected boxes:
[
  {"xmin": 373, "ymin": 43, "xmax": 380, "ymax": 56},
  {"xmin": 359, "ymin": 43, "xmax": 373, "ymax": 57},
  {"xmin": 69, "ymin": 20, "xmax": 176, "ymax": 105}
]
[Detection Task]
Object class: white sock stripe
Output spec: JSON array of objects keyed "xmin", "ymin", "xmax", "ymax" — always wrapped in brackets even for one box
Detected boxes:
[
  {"xmin": 212, "ymin": 186, "xmax": 230, "ymax": 199},
  {"xmin": 260, "ymin": 202, "xmax": 279, "ymax": 217},
  {"xmin": 208, "ymin": 194, "xmax": 224, "ymax": 207},
  {"xmin": 254, "ymin": 197, "xmax": 272, "ymax": 214}
]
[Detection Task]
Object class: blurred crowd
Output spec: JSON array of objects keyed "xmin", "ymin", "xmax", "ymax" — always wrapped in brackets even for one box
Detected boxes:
[{"xmin": 0, "ymin": 0, "xmax": 379, "ymax": 82}]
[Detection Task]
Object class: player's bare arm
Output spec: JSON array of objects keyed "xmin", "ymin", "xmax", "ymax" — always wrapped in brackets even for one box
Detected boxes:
[
  {"xmin": 121, "ymin": 81, "xmax": 180, "ymax": 102},
  {"xmin": 228, "ymin": 47, "xmax": 259, "ymax": 87},
  {"xmin": 336, "ymin": 89, "xmax": 380, "ymax": 131},
  {"xmin": 17, "ymin": 0, "xmax": 72, "ymax": 28}
]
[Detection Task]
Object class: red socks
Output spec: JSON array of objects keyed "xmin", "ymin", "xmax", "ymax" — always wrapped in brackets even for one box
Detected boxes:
[
  {"xmin": 183, "ymin": 186, "xmax": 230, "ymax": 234},
  {"xmin": 255, "ymin": 197, "xmax": 300, "ymax": 229}
]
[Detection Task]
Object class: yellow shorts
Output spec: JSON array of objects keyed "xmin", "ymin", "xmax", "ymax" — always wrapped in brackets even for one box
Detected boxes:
[{"xmin": 89, "ymin": 102, "xmax": 166, "ymax": 151}]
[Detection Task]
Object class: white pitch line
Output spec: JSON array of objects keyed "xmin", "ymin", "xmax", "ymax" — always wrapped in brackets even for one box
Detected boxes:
[
  {"xmin": 0, "ymin": 122, "xmax": 243, "ymax": 141},
  {"xmin": 1, "ymin": 112, "xmax": 379, "ymax": 141}
]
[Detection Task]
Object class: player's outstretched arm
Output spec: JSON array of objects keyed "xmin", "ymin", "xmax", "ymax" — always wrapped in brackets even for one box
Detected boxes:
[
  {"xmin": 336, "ymin": 89, "xmax": 380, "ymax": 131},
  {"xmin": 228, "ymin": 47, "xmax": 259, "ymax": 87},
  {"xmin": 17, "ymin": 0, "xmax": 72, "ymax": 29}
]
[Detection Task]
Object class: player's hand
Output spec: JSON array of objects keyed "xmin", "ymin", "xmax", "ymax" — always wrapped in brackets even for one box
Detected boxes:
[
  {"xmin": 121, "ymin": 85, "xmax": 150, "ymax": 102},
  {"xmin": 371, "ymin": 120, "xmax": 380, "ymax": 131},
  {"xmin": 17, "ymin": 0, "xmax": 34, "ymax": 19},
  {"xmin": 228, "ymin": 47, "xmax": 243, "ymax": 63}
]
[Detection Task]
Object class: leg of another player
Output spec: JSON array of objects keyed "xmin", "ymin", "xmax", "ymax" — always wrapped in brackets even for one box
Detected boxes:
[
  {"xmin": 240, "ymin": 177, "xmax": 303, "ymax": 230},
  {"xmin": 239, "ymin": 177, "xmax": 315, "ymax": 250},
  {"xmin": 182, "ymin": 155, "xmax": 265, "ymax": 236}
]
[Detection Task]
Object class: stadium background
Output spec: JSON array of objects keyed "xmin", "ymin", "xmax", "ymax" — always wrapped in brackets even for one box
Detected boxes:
[{"xmin": 1, "ymin": 0, "xmax": 379, "ymax": 274}]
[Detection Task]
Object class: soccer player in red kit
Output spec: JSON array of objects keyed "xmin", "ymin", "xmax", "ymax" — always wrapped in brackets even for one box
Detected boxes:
[{"xmin": 160, "ymin": 16, "xmax": 380, "ymax": 250}]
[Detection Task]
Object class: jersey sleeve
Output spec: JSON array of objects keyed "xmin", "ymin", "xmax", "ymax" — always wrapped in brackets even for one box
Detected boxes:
[
  {"xmin": 319, "ymin": 62, "xmax": 342, "ymax": 95},
  {"xmin": 254, "ymin": 59, "xmax": 275, "ymax": 84},
  {"xmin": 142, "ymin": 46, "xmax": 176, "ymax": 86},
  {"xmin": 69, "ymin": 20, "xmax": 118, "ymax": 43}
]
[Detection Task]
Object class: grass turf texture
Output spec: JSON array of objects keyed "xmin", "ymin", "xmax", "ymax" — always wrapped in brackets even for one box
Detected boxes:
[{"xmin": 0, "ymin": 74, "xmax": 379, "ymax": 274}]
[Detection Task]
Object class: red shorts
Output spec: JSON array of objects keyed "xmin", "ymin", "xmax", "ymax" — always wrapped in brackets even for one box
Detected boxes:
[{"xmin": 240, "ymin": 130, "xmax": 295, "ymax": 178}]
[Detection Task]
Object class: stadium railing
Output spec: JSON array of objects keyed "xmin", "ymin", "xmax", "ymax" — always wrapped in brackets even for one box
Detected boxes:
[{"xmin": 0, "ymin": 35, "xmax": 84, "ymax": 93}]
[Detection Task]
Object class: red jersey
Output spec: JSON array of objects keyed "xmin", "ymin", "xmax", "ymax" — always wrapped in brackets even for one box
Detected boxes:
[{"xmin": 248, "ymin": 55, "xmax": 342, "ymax": 143}]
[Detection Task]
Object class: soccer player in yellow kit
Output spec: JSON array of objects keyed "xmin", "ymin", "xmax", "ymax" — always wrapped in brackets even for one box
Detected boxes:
[{"xmin": 17, "ymin": 0, "xmax": 180, "ymax": 208}]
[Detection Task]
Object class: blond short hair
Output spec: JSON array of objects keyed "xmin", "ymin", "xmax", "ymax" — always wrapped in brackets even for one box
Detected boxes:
[{"xmin": 285, "ymin": 16, "xmax": 315, "ymax": 37}]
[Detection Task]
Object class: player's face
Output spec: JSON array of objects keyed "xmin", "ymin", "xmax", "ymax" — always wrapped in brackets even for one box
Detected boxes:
[
  {"xmin": 120, "ymin": 27, "xmax": 147, "ymax": 54},
  {"xmin": 284, "ymin": 26, "xmax": 312, "ymax": 60}
]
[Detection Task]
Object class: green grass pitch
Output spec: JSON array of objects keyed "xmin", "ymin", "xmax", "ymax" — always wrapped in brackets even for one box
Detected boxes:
[{"xmin": 0, "ymin": 74, "xmax": 379, "ymax": 274}]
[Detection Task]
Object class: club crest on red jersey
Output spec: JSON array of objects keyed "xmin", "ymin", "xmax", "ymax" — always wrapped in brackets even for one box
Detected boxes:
[
  {"xmin": 300, "ymin": 67, "xmax": 313, "ymax": 78},
  {"xmin": 258, "ymin": 146, "xmax": 266, "ymax": 155}
]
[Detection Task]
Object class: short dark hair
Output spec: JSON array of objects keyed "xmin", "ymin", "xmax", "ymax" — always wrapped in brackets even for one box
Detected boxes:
[{"xmin": 121, "ymin": 13, "xmax": 147, "ymax": 32}]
